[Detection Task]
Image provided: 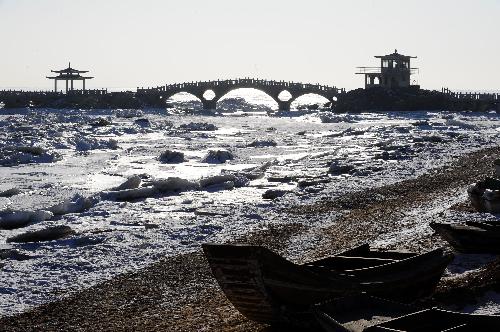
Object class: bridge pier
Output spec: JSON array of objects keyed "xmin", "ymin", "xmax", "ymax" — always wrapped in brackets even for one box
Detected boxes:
[
  {"xmin": 202, "ymin": 99, "xmax": 217, "ymax": 110},
  {"xmin": 278, "ymin": 100, "xmax": 291, "ymax": 111}
]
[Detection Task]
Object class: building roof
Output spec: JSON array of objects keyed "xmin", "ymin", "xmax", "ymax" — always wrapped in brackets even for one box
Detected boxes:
[
  {"xmin": 375, "ymin": 49, "xmax": 417, "ymax": 60},
  {"xmin": 46, "ymin": 75, "xmax": 94, "ymax": 80},
  {"xmin": 50, "ymin": 62, "xmax": 89, "ymax": 74}
]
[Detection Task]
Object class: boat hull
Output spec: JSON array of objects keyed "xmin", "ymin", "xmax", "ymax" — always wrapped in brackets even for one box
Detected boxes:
[
  {"xmin": 431, "ymin": 222, "xmax": 500, "ymax": 253},
  {"xmin": 202, "ymin": 244, "xmax": 452, "ymax": 327}
]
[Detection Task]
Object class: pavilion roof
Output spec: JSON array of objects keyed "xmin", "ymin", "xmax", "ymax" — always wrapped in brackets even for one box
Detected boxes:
[
  {"xmin": 46, "ymin": 74, "xmax": 94, "ymax": 80},
  {"xmin": 375, "ymin": 50, "xmax": 417, "ymax": 60},
  {"xmin": 50, "ymin": 62, "xmax": 89, "ymax": 74}
]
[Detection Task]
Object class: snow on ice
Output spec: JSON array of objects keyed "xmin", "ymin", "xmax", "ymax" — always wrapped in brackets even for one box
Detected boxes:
[{"xmin": 0, "ymin": 100, "xmax": 500, "ymax": 316}]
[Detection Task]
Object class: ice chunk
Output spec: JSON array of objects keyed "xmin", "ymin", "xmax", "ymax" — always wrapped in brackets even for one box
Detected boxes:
[
  {"xmin": 0, "ymin": 209, "xmax": 52, "ymax": 229},
  {"xmin": 203, "ymin": 181, "xmax": 235, "ymax": 192},
  {"xmin": 446, "ymin": 118, "xmax": 477, "ymax": 130},
  {"xmin": 319, "ymin": 113, "xmax": 357, "ymax": 123},
  {"xmin": 134, "ymin": 118, "xmax": 151, "ymax": 127},
  {"xmin": 31, "ymin": 210, "xmax": 54, "ymax": 222},
  {"xmin": 153, "ymin": 177, "xmax": 199, "ymax": 193},
  {"xmin": 199, "ymin": 175, "xmax": 236, "ymax": 188},
  {"xmin": 0, "ymin": 146, "xmax": 62, "ymax": 166},
  {"xmin": 90, "ymin": 117, "xmax": 112, "ymax": 127},
  {"xmin": 178, "ymin": 122, "xmax": 217, "ymax": 131},
  {"xmin": 48, "ymin": 194, "xmax": 97, "ymax": 215},
  {"xmin": 101, "ymin": 187, "xmax": 157, "ymax": 201},
  {"xmin": 201, "ymin": 150, "xmax": 234, "ymax": 163},
  {"xmin": 328, "ymin": 161, "xmax": 355, "ymax": 175},
  {"xmin": 111, "ymin": 176, "xmax": 142, "ymax": 191},
  {"xmin": 114, "ymin": 109, "xmax": 144, "ymax": 118},
  {"xmin": 71, "ymin": 136, "xmax": 118, "ymax": 151},
  {"xmin": 0, "ymin": 211, "xmax": 34, "ymax": 229}
]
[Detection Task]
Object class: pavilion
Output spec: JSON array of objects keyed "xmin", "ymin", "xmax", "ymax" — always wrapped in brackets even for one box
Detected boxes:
[
  {"xmin": 46, "ymin": 63, "xmax": 94, "ymax": 93},
  {"xmin": 356, "ymin": 50, "xmax": 419, "ymax": 89}
]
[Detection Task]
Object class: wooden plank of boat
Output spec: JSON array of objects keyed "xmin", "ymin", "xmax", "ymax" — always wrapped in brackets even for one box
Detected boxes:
[
  {"xmin": 315, "ymin": 295, "xmax": 500, "ymax": 332},
  {"xmin": 430, "ymin": 221, "xmax": 500, "ymax": 254},
  {"xmin": 202, "ymin": 243, "xmax": 453, "ymax": 328},
  {"xmin": 364, "ymin": 307, "xmax": 500, "ymax": 331},
  {"xmin": 313, "ymin": 295, "xmax": 418, "ymax": 332}
]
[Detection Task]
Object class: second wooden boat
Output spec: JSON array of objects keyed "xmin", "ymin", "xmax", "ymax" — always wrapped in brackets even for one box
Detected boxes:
[{"xmin": 430, "ymin": 221, "xmax": 500, "ymax": 253}]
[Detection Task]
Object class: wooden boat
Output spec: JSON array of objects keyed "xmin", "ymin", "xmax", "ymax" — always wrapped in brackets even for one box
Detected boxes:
[
  {"xmin": 202, "ymin": 243, "xmax": 452, "ymax": 327},
  {"xmin": 314, "ymin": 295, "xmax": 500, "ymax": 332},
  {"xmin": 430, "ymin": 221, "xmax": 500, "ymax": 253},
  {"xmin": 467, "ymin": 177, "xmax": 500, "ymax": 212}
]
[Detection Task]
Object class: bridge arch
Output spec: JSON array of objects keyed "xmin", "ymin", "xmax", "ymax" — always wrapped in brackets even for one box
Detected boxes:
[
  {"xmin": 215, "ymin": 88, "xmax": 279, "ymax": 110},
  {"xmin": 202, "ymin": 89, "xmax": 216, "ymax": 101},
  {"xmin": 290, "ymin": 92, "xmax": 333, "ymax": 109},
  {"xmin": 277, "ymin": 90, "xmax": 293, "ymax": 102},
  {"xmin": 164, "ymin": 91, "xmax": 204, "ymax": 108},
  {"xmin": 214, "ymin": 86, "xmax": 281, "ymax": 105}
]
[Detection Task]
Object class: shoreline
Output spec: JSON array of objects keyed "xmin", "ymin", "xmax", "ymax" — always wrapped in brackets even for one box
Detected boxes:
[{"xmin": 2, "ymin": 146, "xmax": 500, "ymax": 331}]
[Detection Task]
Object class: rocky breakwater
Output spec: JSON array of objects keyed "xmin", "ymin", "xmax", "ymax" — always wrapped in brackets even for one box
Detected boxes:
[
  {"xmin": 0, "ymin": 91, "xmax": 166, "ymax": 109},
  {"xmin": 335, "ymin": 87, "xmax": 498, "ymax": 113}
]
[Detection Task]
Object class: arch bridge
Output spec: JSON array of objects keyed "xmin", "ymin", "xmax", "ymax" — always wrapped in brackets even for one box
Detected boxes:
[{"xmin": 137, "ymin": 78, "xmax": 345, "ymax": 111}]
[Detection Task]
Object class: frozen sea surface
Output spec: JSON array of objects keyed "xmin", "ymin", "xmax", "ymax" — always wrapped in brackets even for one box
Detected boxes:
[{"xmin": 1, "ymin": 92, "xmax": 500, "ymax": 316}]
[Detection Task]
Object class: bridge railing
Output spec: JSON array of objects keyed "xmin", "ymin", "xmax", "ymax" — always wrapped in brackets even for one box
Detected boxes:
[
  {"xmin": 0, "ymin": 89, "xmax": 64, "ymax": 96},
  {"xmin": 137, "ymin": 78, "xmax": 344, "ymax": 95},
  {"xmin": 67, "ymin": 89, "xmax": 108, "ymax": 96},
  {"xmin": 442, "ymin": 88, "xmax": 499, "ymax": 101}
]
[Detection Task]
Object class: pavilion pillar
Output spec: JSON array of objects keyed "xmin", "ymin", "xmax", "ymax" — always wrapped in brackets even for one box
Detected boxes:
[
  {"xmin": 71, "ymin": 80, "xmax": 74, "ymax": 91},
  {"xmin": 54, "ymin": 80, "xmax": 57, "ymax": 93},
  {"xmin": 65, "ymin": 80, "xmax": 68, "ymax": 93},
  {"xmin": 83, "ymin": 80, "xmax": 86, "ymax": 91}
]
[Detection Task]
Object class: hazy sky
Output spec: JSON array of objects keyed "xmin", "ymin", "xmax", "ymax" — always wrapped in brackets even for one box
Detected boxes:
[{"xmin": 0, "ymin": 0, "xmax": 499, "ymax": 91}]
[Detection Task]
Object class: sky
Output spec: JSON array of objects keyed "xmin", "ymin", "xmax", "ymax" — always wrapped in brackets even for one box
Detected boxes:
[{"xmin": 0, "ymin": 0, "xmax": 499, "ymax": 92}]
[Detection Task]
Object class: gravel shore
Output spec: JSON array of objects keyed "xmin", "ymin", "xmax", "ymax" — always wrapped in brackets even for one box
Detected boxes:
[{"xmin": 2, "ymin": 146, "xmax": 500, "ymax": 332}]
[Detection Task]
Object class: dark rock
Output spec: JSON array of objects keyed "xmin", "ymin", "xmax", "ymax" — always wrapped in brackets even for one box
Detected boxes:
[
  {"xmin": 159, "ymin": 150, "xmax": 185, "ymax": 164},
  {"xmin": 262, "ymin": 189, "xmax": 288, "ymax": 200},
  {"xmin": 247, "ymin": 140, "xmax": 277, "ymax": 148},
  {"xmin": 328, "ymin": 162, "xmax": 355, "ymax": 175},
  {"xmin": 7, "ymin": 225, "xmax": 75, "ymax": 243},
  {"xmin": 0, "ymin": 188, "xmax": 21, "ymax": 197},
  {"xmin": 201, "ymin": 150, "xmax": 233, "ymax": 163},
  {"xmin": 0, "ymin": 249, "xmax": 33, "ymax": 261},
  {"xmin": 90, "ymin": 117, "xmax": 112, "ymax": 127},
  {"xmin": 178, "ymin": 122, "xmax": 217, "ymax": 131},
  {"xmin": 134, "ymin": 118, "xmax": 151, "ymax": 127}
]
